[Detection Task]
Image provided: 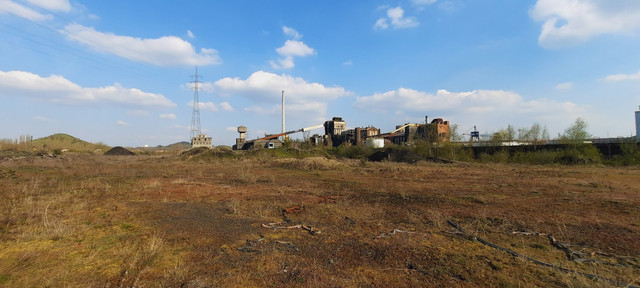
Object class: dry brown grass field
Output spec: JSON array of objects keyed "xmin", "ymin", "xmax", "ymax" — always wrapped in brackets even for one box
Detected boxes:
[{"xmin": 1, "ymin": 150, "xmax": 639, "ymax": 287}]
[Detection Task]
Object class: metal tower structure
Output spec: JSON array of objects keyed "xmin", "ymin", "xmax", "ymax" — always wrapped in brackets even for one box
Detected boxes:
[{"xmin": 190, "ymin": 67, "xmax": 202, "ymax": 140}]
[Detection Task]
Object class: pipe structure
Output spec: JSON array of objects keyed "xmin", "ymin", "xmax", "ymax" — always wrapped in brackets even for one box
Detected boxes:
[{"xmin": 257, "ymin": 124, "xmax": 323, "ymax": 141}]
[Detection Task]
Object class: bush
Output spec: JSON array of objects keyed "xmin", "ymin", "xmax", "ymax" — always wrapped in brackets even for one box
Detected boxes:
[
  {"xmin": 511, "ymin": 150, "xmax": 558, "ymax": 165},
  {"xmin": 478, "ymin": 151, "xmax": 510, "ymax": 163},
  {"xmin": 608, "ymin": 141, "xmax": 640, "ymax": 166},
  {"xmin": 330, "ymin": 144, "xmax": 374, "ymax": 159}
]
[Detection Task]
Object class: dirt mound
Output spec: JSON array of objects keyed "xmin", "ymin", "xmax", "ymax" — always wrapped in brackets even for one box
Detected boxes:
[
  {"xmin": 181, "ymin": 146, "xmax": 210, "ymax": 156},
  {"xmin": 104, "ymin": 146, "xmax": 135, "ymax": 155}
]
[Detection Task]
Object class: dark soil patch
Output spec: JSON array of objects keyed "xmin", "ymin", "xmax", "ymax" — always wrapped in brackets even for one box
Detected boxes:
[{"xmin": 132, "ymin": 201, "xmax": 255, "ymax": 246}]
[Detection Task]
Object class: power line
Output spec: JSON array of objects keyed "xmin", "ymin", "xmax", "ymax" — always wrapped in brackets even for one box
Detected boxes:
[{"xmin": 0, "ymin": 10, "xmax": 186, "ymax": 87}]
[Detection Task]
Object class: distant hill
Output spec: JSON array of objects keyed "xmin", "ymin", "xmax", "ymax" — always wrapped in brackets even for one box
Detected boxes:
[
  {"xmin": 131, "ymin": 141, "xmax": 190, "ymax": 152},
  {"xmin": 165, "ymin": 141, "xmax": 191, "ymax": 150},
  {"xmin": 32, "ymin": 133, "xmax": 110, "ymax": 152}
]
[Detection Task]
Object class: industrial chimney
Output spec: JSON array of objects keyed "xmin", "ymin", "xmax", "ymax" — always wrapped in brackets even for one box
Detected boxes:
[
  {"xmin": 282, "ymin": 90, "xmax": 285, "ymax": 141},
  {"xmin": 636, "ymin": 106, "xmax": 640, "ymax": 140}
]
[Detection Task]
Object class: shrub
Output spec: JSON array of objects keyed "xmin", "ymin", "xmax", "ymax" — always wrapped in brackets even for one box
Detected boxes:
[
  {"xmin": 511, "ymin": 150, "xmax": 558, "ymax": 165},
  {"xmin": 330, "ymin": 144, "xmax": 374, "ymax": 159}
]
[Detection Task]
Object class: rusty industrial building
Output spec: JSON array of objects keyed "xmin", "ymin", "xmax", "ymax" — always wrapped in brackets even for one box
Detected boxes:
[{"xmin": 233, "ymin": 115, "xmax": 450, "ymax": 150}]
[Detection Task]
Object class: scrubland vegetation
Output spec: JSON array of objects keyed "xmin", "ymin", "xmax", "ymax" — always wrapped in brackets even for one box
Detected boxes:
[{"xmin": 1, "ymin": 144, "xmax": 639, "ymax": 287}]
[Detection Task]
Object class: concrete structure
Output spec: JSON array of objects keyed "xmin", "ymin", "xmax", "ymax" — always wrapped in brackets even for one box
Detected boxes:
[
  {"xmin": 354, "ymin": 127, "xmax": 381, "ymax": 146},
  {"xmin": 324, "ymin": 117, "xmax": 347, "ymax": 146},
  {"xmin": 236, "ymin": 126, "xmax": 247, "ymax": 150},
  {"xmin": 191, "ymin": 134, "xmax": 212, "ymax": 148},
  {"xmin": 382, "ymin": 117, "xmax": 450, "ymax": 145},
  {"xmin": 233, "ymin": 114, "xmax": 449, "ymax": 150},
  {"xmin": 636, "ymin": 106, "xmax": 640, "ymax": 141}
]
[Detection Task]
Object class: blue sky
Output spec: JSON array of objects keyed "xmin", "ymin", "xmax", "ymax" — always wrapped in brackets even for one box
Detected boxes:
[{"xmin": 1, "ymin": 0, "xmax": 640, "ymax": 147}]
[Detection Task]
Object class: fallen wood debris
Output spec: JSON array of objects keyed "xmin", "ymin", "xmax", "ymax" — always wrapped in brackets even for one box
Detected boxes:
[
  {"xmin": 238, "ymin": 235, "xmax": 265, "ymax": 253},
  {"xmin": 511, "ymin": 231, "xmax": 546, "ymax": 236},
  {"xmin": 344, "ymin": 216, "xmax": 355, "ymax": 225},
  {"xmin": 237, "ymin": 246, "xmax": 259, "ymax": 253},
  {"xmin": 282, "ymin": 206, "xmax": 305, "ymax": 215},
  {"xmin": 514, "ymin": 231, "xmax": 638, "ymax": 268},
  {"xmin": 281, "ymin": 206, "xmax": 305, "ymax": 221},
  {"xmin": 548, "ymin": 234, "xmax": 627, "ymax": 267},
  {"xmin": 275, "ymin": 240, "xmax": 299, "ymax": 252},
  {"xmin": 548, "ymin": 234, "xmax": 578, "ymax": 261},
  {"xmin": 261, "ymin": 222, "xmax": 320, "ymax": 235},
  {"xmin": 375, "ymin": 229, "xmax": 415, "ymax": 239},
  {"xmin": 447, "ymin": 219, "xmax": 640, "ymax": 288}
]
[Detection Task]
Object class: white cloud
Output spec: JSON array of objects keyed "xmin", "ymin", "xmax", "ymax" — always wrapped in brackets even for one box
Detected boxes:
[
  {"xmin": 186, "ymin": 81, "xmax": 214, "ymax": 92},
  {"xmin": 271, "ymin": 27, "xmax": 315, "ymax": 69},
  {"xmin": 356, "ymin": 87, "xmax": 586, "ymax": 135},
  {"xmin": 375, "ymin": 6, "xmax": 419, "ymax": 30},
  {"xmin": 270, "ymin": 56, "xmax": 295, "ymax": 69},
  {"xmin": 271, "ymin": 40, "xmax": 315, "ymax": 69},
  {"xmin": 0, "ymin": 0, "xmax": 52, "ymax": 21},
  {"xmin": 61, "ymin": 24, "xmax": 221, "ymax": 67},
  {"xmin": 215, "ymin": 70, "xmax": 351, "ymax": 122},
  {"xmin": 187, "ymin": 30, "xmax": 195, "ymax": 38},
  {"xmin": 342, "ymin": 60, "xmax": 353, "ymax": 66},
  {"xmin": 411, "ymin": 0, "xmax": 437, "ymax": 5},
  {"xmin": 0, "ymin": 70, "xmax": 176, "ymax": 107},
  {"xmin": 220, "ymin": 101, "xmax": 234, "ymax": 111},
  {"xmin": 244, "ymin": 106, "xmax": 270, "ymax": 114},
  {"xmin": 283, "ymin": 26, "xmax": 302, "ymax": 40},
  {"xmin": 556, "ymin": 82, "xmax": 573, "ymax": 90},
  {"xmin": 357, "ymin": 88, "xmax": 520, "ymax": 112},
  {"xmin": 187, "ymin": 101, "xmax": 234, "ymax": 112},
  {"xmin": 215, "ymin": 71, "xmax": 351, "ymax": 102},
  {"xmin": 374, "ymin": 18, "xmax": 389, "ymax": 30},
  {"xmin": 25, "ymin": 0, "xmax": 71, "ymax": 12},
  {"xmin": 604, "ymin": 70, "xmax": 640, "ymax": 82},
  {"xmin": 116, "ymin": 120, "xmax": 128, "ymax": 126},
  {"xmin": 199, "ymin": 101, "xmax": 218, "ymax": 111},
  {"xmin": 531, "ymin": 0, "xmax": 640, "ymax": 48},
  {"xmin": 127, "ymin": 110, "xmax": 150, "ymax": 116},
  {"xmin": 276, "ymin": 40, "xmax": 315, "ymax": 57},
  {"xmin": 438, "ymin": 1, "xmax": 463, "ymax": 13},
  {"xmin": 159, "ymin": 113, "xmax": 176, "ymax": 119},
  {"xmin": 33, "ymin": 116, "xmax": 52, "ymax": 122},
  {"xmin": 188, "ymin": 101, "xmax": 218, "ymax": 111}
]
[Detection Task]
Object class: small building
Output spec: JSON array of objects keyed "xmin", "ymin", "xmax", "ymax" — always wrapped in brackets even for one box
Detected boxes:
[{"xmin": 191, "ymin": 134, "xmax": 212, "ymax": 149}]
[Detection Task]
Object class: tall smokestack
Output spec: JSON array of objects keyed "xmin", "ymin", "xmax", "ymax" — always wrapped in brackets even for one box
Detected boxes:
[
  {"xmin": 282, "ymin": 90, "xmax": 285, "ymax": 140},
  {"xmin": 636, "ymin": 106, "xmax": 640, "ymax": 140}
]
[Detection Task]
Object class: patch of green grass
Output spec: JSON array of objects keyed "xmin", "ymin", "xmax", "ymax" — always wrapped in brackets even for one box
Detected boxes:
[
  {"xmin": 0, "ymin": 274, "xmax": 10, "ymax": 284},
  {"xmin": 120, "ymin": 223, "xmax": 134, "ymax": 230}
]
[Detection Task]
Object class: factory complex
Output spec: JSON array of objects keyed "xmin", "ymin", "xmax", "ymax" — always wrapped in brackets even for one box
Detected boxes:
[{"xmin": 231, "ymin": 116, "xmax": 450, "ymax": 150}]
